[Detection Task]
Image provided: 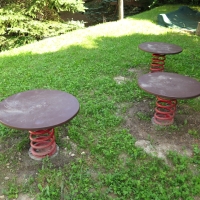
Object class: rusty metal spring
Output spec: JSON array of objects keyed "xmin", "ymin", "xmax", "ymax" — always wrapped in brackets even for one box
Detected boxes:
[
  {"xmin": 29, "ymin": 129, "xmax": 57, "ymax": 158},
  {"xmin": 150, "ymin": 54, "xmax": 166, "ymax": 72},
  {"xmin": 154, "ymin": 96, "xmax": 177, "ymax": 125}
]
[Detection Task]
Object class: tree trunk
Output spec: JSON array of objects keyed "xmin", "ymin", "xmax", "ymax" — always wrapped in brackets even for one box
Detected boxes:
[
  {"xmin": 196, "ymin": 22, "xmax": 200, "ymax": 36},
  {"xmin": 118, "ymin": 0, "xmax": 124, "ymax": 20}
]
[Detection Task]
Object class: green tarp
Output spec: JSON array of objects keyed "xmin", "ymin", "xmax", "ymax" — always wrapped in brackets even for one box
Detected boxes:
[{"xmin": 157, "ymin": 6, "xmax": 200, "ymax": 32}]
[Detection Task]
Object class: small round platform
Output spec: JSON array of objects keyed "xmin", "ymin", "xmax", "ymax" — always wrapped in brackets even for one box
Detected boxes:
[
  {"xmin": 138, "ymin": 72, "xmax": 200, "ymax": 99},
  {"xmin": 138, "ymin": 42, "xmax": 183, "ymax": 72},
  {"xmin": 138, "ymin": 42, "xmax": 183, "ymax": 55}
]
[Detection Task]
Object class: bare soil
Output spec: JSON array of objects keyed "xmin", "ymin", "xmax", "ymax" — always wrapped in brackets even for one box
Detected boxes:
[
  {"xmin": 0, "ymin": 130, "xmax": 78, "ymax": 200},
  {"xmin": 126, "ymin": 100, "xmax": 200, "ymax": 156}
]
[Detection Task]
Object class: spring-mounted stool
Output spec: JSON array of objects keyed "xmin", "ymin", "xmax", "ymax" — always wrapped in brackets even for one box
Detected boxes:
[
  {"xmin": 138, "ymin": 42, "xmax": 183, "ymax": 73},
  {"xmin": 0, "ymin": 90, "xmax": 80, "ymax": 161},
  {"xmin": 138, "ymin": 72, "xmax": 200, "ymax": 126}
]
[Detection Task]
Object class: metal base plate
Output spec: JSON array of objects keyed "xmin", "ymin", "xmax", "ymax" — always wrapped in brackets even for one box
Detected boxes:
[
  {"xmin": 151, "ymin": 117, "xmax": 174, "ymax": 126},
  {"xmin": 28, "ymin": 145, "xmax": 59, "ymax": 161}
]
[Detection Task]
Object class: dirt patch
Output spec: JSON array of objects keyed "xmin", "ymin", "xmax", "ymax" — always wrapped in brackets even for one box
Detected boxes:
[
  {"xmin": 0, "ymin": 131, "xmax": 79, "ymax": 199},
  {"xmin": 126, "ymin": 100, "xmax": 200, "ymax": 156}
]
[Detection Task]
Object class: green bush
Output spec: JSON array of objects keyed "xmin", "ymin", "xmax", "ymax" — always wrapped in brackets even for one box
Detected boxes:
[
  {"xmin": 26, "ymin": 0, "xmax": 86, "ymax": 20},
  {"xmin": 0, "ymin": 16, "xmax": 85, "ymax": 51},
  {"xmin": 0, "ymin": 2, "xmax": 85, "ymax": 51}
]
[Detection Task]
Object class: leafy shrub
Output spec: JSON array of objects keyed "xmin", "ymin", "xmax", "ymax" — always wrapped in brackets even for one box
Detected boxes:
[
  {"xmin": 0, "ymin": 36, "xmax": 9, "ymax": 52},
  {"xmin": 0, "ymin": 3, "xmax": 85, "ymax": 51},
  {"xmin": 1, "ymin": 0, "xmax": 86, "ymax": 19},
  {"xmin": 26, "ymin": 0, "xmax": 86, "ymax": 21}
]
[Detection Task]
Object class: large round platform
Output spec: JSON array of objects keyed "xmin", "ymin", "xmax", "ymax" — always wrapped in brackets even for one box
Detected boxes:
[
  {"xmin": 138, "ymin": 72, "xmax": 200, "ymax": 99},
  {"xmin": 0, "ymin": 89, "xmax": 80, "ymax": 131}
]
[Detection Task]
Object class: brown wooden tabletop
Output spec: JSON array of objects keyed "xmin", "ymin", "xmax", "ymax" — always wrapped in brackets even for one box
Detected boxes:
[
  {"xmin": 138, "ymin": 42, "xmax": 183, "ymax": 55},
  {"xmin": 0, "ymin": 89, "xmax": 80, "ymax": 130},
  {"xmin": 138, "ymin": 72, "xmax": 200, "ymax": 99}
]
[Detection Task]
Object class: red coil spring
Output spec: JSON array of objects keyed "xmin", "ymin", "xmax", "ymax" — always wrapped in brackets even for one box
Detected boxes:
[
  {"xmin": 150, "ymin": 54, "xmax": 166, "ymax": 73},
  {"xmin": 153, "ymin": 96, "xmax": 177, "ymax": 125},
  {"xmin": 29, "ymin": 128, "xmax": 57, "ymax": 158}
]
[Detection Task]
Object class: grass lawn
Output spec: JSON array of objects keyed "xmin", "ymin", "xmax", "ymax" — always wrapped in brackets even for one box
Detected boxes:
[{"xmin": 0, "ymin": 4, "xmax": 200, "ymax": 200}]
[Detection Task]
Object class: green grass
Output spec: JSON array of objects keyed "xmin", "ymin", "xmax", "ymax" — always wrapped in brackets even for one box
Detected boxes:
[{"xmin": 0, "ymin": 4, "xmax": 200, "ymax": 200}]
